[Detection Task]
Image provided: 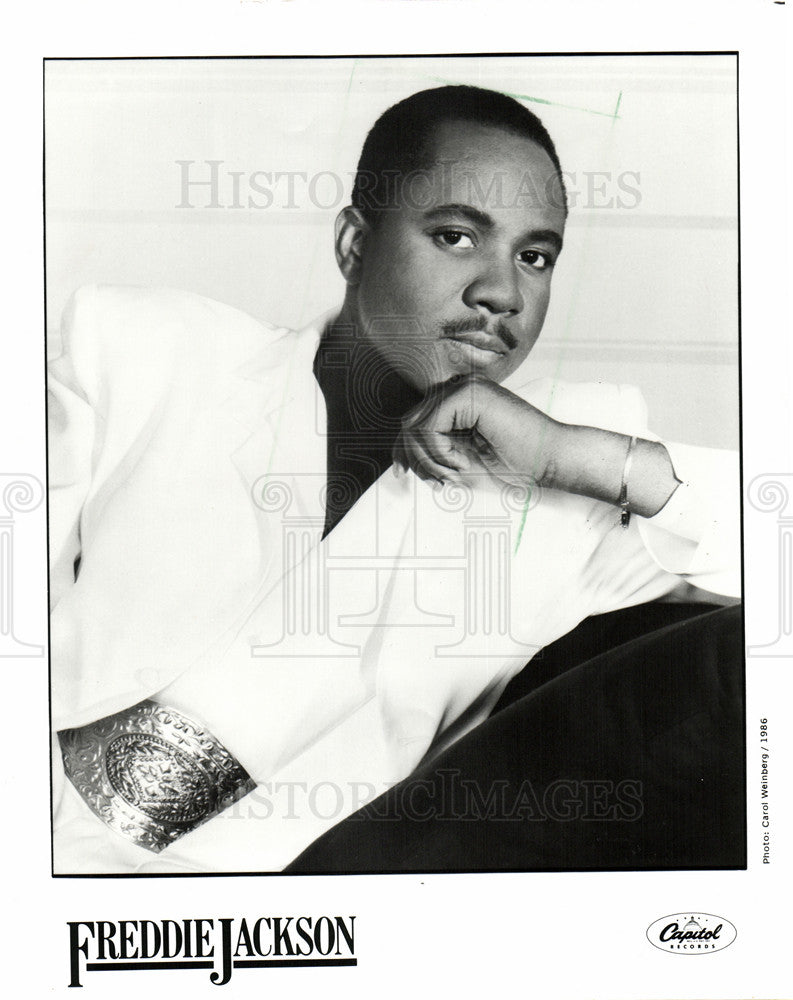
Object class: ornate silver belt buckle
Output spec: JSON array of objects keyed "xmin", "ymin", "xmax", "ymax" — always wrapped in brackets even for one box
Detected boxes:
[{"xmin": 58, "ymin": 700, "xmax": 256, "ymax": 853}]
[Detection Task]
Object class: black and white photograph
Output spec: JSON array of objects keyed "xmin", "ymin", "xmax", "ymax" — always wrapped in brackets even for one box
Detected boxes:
[
  {"xmin": 47, "ymin": 54, "xmax": 743, "ymax": 875},
  {"xmin": 1, "ymin": 2, "xmax": 791, "ymax": 997}
]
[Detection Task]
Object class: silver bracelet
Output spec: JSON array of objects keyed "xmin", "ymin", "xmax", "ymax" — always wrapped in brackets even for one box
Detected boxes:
[
  {"xmin": 59, "ymin": 700, "xmax": 256, "ymax": 853},
  {"xmin": 618, "ymin": 435, "xmax": 638, "ymax": 528}
]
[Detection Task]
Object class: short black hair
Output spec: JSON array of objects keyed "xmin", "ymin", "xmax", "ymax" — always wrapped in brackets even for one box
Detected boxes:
[{"xmin": 352, "ymin": 84, "xmax": 566, "ymax": 221}]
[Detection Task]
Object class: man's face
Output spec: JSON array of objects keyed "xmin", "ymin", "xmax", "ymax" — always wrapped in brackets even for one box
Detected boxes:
[{"xmin": 351, "ymin": 120, "xmax": 566, "ymax": 390}]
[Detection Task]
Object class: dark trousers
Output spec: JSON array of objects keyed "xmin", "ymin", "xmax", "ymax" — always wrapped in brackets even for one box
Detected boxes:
[{"xmin": 286, "ymin": 603, "xmax": 745, "ymax": 873}]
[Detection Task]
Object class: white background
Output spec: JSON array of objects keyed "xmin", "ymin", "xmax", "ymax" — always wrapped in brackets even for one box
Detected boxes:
[{"xmin": 1, "ymin": 2, "xmax": 790, "ymax": 998}]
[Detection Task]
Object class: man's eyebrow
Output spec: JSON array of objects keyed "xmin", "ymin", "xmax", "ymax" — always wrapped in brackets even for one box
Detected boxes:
[
  {"xmin": 523, "ymin": 228, "xmax": 564, "ymax": 255},
  {"xmin": 423, "ymin": 204, "xmax": 563, "ymax": 254},
  {"xmin": 422, "ymin": 203, "xmax": 494, "ymax": 229}
]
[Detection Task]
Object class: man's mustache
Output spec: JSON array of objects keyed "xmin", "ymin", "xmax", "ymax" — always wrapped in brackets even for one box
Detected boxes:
[{"xmin": 440, "ymin": 316, "xmax": 518, "ymax": 350}]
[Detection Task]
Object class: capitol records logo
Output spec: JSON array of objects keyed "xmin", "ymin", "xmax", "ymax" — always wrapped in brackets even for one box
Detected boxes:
[{"xmin": 647, "ymin": 913, "xmax": 736, "ymax": 954}]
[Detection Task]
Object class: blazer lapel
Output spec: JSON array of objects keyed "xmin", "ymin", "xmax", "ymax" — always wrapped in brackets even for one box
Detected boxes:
[{"xmin": 225, "ymin": 312, "xmax": 331, "ymax": 541}]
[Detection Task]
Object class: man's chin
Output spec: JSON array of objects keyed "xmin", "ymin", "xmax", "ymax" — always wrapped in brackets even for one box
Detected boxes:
[
  {"xmin": 437, "ymin": 342, "xmax": 513, "ymax": 385},
  {"xmin": 382, "ymin": 347, "xmax": 514, "ymax": 392}
]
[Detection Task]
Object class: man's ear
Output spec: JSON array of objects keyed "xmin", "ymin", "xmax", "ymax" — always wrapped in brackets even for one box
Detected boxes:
[{"xmin": 334, "ymin": 206, "xmax": 370, "ymax": 285}]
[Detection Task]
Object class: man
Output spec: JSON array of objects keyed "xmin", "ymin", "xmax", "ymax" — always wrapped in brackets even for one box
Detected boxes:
[
  {"xmin": 51, "ymin": 85, "xmax": 740, "ymax": 873},
  {"xmin": 318, "ymin": 87, "xmax": 684, "ymax": 529}
]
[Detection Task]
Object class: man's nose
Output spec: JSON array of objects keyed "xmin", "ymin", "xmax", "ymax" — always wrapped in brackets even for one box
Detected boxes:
[{"xmin": 462, "ymin": 254, "xmax": 524, "ymax": 316}]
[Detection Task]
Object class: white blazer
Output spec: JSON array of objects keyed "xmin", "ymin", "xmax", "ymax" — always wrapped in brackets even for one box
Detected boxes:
[
  {"xmin": 49, "ymin": 284, "xmax": 331, "ymax": 730},
  {"xmin": 50, "ymin": 285, "xmax": 740, "ymax": 872}
]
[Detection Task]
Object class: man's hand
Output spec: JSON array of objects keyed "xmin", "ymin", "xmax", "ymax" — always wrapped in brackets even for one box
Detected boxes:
[
  {"xmin": 392, "ymin": 373, "xmax": 562, "ymax": 490},
  {"xmin": 393, "ymin": 373, "xmax": 681, "ymax": 517}
]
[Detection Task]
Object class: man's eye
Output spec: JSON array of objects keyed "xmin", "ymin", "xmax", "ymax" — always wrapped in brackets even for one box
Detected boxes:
[
  {"xmin": 519, "ymin": 249, "xmax": 552, "ymax": 271},
  {"xmin": 434, "ymin": 230, "xmax": 475, "ymax": 249}
]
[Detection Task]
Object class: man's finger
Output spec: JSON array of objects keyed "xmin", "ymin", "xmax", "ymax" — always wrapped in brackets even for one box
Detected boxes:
[
  {"xmin": 417, "ymin": 429, "xmax": 470, "ymax": 473},
  {"xmin": 402, "ymin": 430, "xmax": 455, "ymax": 484}
]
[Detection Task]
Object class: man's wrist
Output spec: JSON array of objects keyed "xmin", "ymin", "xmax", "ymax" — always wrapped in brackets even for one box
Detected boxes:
[
  {"xmin": 534, "ymin": 420, "xmax": 630, "ymax": 502},
  {"xmin": 537, "ymin": 423, "xmax": 681, "ymax": 517}
]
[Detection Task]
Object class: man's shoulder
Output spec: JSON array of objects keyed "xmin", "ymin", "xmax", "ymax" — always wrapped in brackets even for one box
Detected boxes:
[
  {"xmin": 53, "ymin": 284, "xmax": 299, "ymax": 404},
  {"xmin": 60, "ymin": 284, "xmax": 291, "ymax": 362}
]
